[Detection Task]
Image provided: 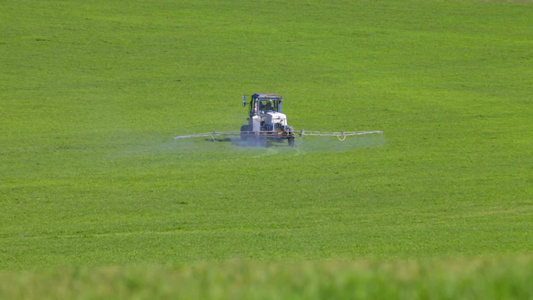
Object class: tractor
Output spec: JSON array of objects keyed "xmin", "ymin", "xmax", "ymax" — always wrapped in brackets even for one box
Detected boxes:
[
  {"xmin": 240, "ymin": 93, "xmax": 295, "ymax": 147},
  {"xmin": 173, "ymin": 92, "xmax": 383, "ymax": 146}
]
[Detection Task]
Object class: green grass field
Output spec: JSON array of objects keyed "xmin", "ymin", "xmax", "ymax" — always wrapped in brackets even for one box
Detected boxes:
[{"xmin": 1, "ymin": 0, "xmax": 532, "ymax": 298}]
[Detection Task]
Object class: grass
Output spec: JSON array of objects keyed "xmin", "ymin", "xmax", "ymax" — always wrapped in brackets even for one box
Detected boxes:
[
  {"xmin": 1, "ymin": 256, "xmax": 532, "ymax": 300},
  {"xmin": 0, "ymin": 0, "xmax": 532, "ymax": 298}
]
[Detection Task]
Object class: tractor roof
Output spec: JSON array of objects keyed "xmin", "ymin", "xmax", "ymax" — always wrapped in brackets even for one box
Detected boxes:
[{"xmin": 252, "ymin": 93, "xmax": 283, "ymax": 100}]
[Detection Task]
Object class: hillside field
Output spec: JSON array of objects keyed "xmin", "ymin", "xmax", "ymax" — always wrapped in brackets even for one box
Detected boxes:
[{"xmin": 0, "ymin": 0, "xmax": 531, "ymax": 298}]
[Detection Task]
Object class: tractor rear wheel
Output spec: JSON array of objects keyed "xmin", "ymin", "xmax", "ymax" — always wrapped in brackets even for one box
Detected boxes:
[
  {"xmin": 287, "ymin": 126, "xmax": 295, "ymax": 147},
  {"xmin": 240, "ymin": 125, "xmax": 249, "ymax": 141}
]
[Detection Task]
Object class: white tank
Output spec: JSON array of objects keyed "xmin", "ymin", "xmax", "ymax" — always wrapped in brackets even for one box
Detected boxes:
[{"xmin": 266, "ymin": 112, "xmax": 287, "ymax": 126}]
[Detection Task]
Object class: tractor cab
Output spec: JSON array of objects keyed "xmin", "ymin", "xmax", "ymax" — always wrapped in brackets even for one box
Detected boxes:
[{"xmin": 246, "ymin": 93, "xmax": 283, "ymax": 117}]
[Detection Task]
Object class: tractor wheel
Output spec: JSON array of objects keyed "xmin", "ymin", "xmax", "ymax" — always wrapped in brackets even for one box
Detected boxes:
[
  {"xmin": 287, "ymin": 126, "xmax": 295, "ymax": 147},
  {"xmin": 288, "ymin": 137, "xmax": 295, "ymax": 147},
  {"xmin": 240, "ymin": 125, "xmax": 249, "ymax": 141}
]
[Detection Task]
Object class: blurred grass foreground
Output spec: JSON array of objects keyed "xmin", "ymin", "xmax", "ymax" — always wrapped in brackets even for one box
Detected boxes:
[{"xmin": 1, "ymin": 256, "xmax": 532, "ymax": 300}]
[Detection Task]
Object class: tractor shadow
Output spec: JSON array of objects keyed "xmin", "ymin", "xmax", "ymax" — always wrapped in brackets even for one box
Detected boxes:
[{"xmin": 204, "ymin": 138, "xmax": 290, "ymax": 148}]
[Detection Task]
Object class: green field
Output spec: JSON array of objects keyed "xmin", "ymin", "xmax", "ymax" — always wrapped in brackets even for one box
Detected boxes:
[{"xmin": 1, "ymin": 0, "xmax": 532, "ymax": 298}]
